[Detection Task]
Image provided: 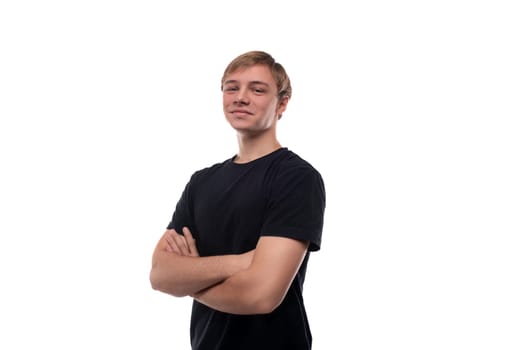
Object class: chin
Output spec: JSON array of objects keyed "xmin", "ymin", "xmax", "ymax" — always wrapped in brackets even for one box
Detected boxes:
[{"xmin": 228, "ymin": 120, "xmax": 253, "ymax": 131}]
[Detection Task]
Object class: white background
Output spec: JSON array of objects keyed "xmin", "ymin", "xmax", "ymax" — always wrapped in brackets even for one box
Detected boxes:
[{"xmin": 1, "ymin": 1, "xmax": 524, "ymax": 349}]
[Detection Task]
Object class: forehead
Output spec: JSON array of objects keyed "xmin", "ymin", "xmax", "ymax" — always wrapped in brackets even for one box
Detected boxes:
[{"xmin": 224, "ymin": 64, "xmax": 276, "ymax": 87}]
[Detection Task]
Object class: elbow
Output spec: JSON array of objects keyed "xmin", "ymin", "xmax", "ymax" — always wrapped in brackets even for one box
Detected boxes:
[
  {"xmin": 237, "ymin": 279, "xmax": 289, "ymax": 314},
  {"xmin": 249, "ymin": 292, "xmax": 285, "ymax": 315},
  {"xmin": 253, "ymin": 301, "xmax": 279, "ymax": 315},
  {"xmin": 149, "ymin": 268, "xmax": 186, "ymax": 297},
  {"xmin": 149, "ymin": 268, "xmax": 162, "ymax": 291}
]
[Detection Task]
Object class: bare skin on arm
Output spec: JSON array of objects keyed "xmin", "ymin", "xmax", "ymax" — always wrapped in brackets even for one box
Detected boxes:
[
  {"xmin": 150, "ymin": 228, "xmax": 254, "ymax": 297},
  {"xmin": 149, "ymin": 51, "xmax": 325, "ymax": 348},
  {"xmin": 168, "ymin": 227, "xmax": 308, "ymax": 315}
]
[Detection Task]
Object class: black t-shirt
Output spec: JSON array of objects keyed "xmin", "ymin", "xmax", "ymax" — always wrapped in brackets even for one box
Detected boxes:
[{"xmin": 168, "ymin": 147, "xmax": 326, "ymax": 350}]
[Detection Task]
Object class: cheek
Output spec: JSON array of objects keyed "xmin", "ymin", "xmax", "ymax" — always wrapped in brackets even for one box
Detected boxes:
[
  {"xmin": 222, "ymin": 99, "xmax": 229, "ymax": 111},
  {"xmin": 223, "ymin": 95, "xmax": 234, "ymax": 108},
  {"xmin": 223, "ymin": 97, "xmax": 235, "ymax": 119}
]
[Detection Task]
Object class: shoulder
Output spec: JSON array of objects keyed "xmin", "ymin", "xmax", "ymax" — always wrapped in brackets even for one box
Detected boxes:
[
  {"xmin": 265, "ymin": 149, "xmax": 325, "ymax": 195},
  {"xmin": 188, "ymin": 155, "xmax": 234, "ymax": 182},
  {"xmin": 273, "ymin": 149, "xmax": 323, "ymax": 180}
]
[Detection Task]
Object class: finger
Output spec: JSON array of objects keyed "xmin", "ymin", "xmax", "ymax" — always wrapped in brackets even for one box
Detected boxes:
[
  {"xmin": 182, "ymin": 226, "xmax": 194, "ymax": 240},
  {"xmin": 155, "ymin": 230, "xmax": 172, "ymax": 252},
  {"xmin": 162, "ymin": 231, "xmax": 174, "ymax": 253},
  {"xmin": 182, "ymin": 227, "xmax": 199, "ymax": 257},
  {"xmin": 166, "ymin": 232, "xmax": 182, "ymax": 255},
  {"xmin": 174, "ymin": 232, "xmax": 190, "ymax": 255}
]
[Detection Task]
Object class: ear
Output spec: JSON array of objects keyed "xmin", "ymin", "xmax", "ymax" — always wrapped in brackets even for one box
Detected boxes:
[{"xmin": 276, "ymin": 96, "xmax": 290, "ymax": 119}]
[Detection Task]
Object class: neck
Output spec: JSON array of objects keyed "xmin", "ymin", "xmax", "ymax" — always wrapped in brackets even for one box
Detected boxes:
[{"xmin": 234, "ymin": 131, "xmax": 281, "ymax": 164}]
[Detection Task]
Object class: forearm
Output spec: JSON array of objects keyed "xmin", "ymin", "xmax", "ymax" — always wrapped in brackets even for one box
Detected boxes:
[
  {"xmin": 193, "ymin": 267, "xmax": 279, "ymax": 315},
  {"xmin": 150, "ymin": 251, "xmax": 247, "ymax": 297},
  {"xmin": 193, "ymin": 237, "xmax": 309, "ymax": 315}
]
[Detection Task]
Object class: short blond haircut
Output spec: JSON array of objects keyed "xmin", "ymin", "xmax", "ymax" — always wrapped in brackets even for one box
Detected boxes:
[{"xmin": 221, "ymin": 51, "xmax": 292, "ymax": 101}]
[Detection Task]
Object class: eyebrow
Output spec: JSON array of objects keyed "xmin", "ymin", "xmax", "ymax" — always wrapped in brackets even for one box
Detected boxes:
[{"xmin": 223, "ymin": 80, "xmax": 271, "ymax": 87}]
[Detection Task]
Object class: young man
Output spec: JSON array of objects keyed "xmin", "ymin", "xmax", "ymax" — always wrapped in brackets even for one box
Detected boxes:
[{"xmin": 150, "ymin": 51, "xmax": 326, "ymax": 350}]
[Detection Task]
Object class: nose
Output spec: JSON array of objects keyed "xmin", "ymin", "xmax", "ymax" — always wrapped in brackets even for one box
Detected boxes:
[{"xmin": 235, "ymin": 89, "xmax": 249, "ymax": 104}]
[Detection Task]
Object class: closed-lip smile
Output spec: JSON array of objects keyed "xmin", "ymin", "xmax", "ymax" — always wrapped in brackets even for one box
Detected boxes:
[{"xmin": 231, "ymin": 109, "xmax": 253, "ymax": 115}]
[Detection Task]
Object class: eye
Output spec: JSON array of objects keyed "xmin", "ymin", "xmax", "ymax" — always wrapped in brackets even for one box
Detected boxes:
[
  {"xmin": 224, "ymin": 85, "xmax": 238, "ymax": 92},
  {"xmin": 253, "ymin": 88, "xmax": 266, "ymax": 94}
]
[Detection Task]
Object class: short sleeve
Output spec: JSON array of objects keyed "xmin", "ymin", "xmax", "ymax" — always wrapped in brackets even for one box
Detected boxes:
[
  {"xmin": 166, "ymin": 174, "xmax": 195, "ymax": 234},
  {"xmin": 261, "ymin": 165, "xmax": 326, "ymax": 251}
]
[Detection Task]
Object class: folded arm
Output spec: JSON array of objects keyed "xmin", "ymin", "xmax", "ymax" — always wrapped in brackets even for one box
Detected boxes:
[
  {"xmin": 149, "ymin": 228, "xmax": 253, "ymax": 297},
  {"xmin": 193, "ymin": 235, "xmax": 308, "ymax": 315}
]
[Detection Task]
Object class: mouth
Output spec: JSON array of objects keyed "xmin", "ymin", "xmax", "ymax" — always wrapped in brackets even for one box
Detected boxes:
[{"xmin": 230, "ymin": 109, "xmax": 253, "ymax": 117}]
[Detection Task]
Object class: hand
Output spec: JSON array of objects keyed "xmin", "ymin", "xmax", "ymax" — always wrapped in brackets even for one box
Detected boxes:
[
  {"xmin": 166, "ymin": 227, "xmax": 200, "ymax": 257},
  {"xmin": 151, "ymin": 229, "xmax": 176, "ymax": 267}
]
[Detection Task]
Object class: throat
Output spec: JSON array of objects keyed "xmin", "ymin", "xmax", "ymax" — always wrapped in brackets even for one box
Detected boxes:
[{"xmin": 234, "ymin": 142, "xmax": 282, "ymax": 164}]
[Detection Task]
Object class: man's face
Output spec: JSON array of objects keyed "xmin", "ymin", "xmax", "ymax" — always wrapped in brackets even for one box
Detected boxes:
[{"xmin": 222, "ymin": 64, "xmax": 288, "ymax": 135}]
